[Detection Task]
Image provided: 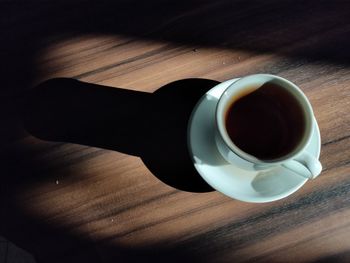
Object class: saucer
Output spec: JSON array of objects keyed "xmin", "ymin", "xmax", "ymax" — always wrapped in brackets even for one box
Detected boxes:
[{"xmin": 187, "ymin": 78, "xmax": 321, "ymax": 203}]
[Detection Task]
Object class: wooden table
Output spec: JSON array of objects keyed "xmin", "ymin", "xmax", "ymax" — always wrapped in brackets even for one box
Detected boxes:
[{"xmin": 1, "ymin": 1, "xmax": 350, "ymax": 262}]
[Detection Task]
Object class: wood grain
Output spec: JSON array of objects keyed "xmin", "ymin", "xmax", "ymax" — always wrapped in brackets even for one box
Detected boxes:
[{"xmin": 1, "ymin": 1, "xmax": 350, "ymax": 262}]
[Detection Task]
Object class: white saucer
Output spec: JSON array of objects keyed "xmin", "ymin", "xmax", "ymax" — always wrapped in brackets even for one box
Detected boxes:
[{"xmin": 188, "ymin": 78, "xmax": 321, "ymax": 203}]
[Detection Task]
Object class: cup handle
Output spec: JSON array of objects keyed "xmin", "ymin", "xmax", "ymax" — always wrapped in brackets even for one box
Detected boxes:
[{"xmin": 281, "ymin": 152, "xmax": 322, "ymax": 179}]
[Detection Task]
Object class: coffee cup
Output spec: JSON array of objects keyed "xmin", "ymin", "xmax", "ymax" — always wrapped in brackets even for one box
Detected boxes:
[{"xmin": 215, "ymin": 74, "xmax": 322, "ymax": 179}]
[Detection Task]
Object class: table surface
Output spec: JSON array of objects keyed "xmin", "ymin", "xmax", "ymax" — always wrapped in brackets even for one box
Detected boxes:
[{"xmin": 1, "ymin": 1, "xmax": 350, "ymax": 262}]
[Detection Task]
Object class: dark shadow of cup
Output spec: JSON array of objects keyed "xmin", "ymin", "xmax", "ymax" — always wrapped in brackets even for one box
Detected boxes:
[{"xmin": 21, "ymin": 78, "xmax": 219, "ymax": 192}]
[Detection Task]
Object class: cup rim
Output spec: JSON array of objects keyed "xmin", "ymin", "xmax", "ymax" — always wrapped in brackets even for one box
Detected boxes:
[{"xmin": 215, "ymin": 74, "xmax": 314, "ymax": 164}]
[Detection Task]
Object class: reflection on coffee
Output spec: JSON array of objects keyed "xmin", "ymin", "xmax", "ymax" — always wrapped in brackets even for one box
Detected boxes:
[{"xmin": 225, "ymin": 82, "xmax": 306, "ymax": 160}]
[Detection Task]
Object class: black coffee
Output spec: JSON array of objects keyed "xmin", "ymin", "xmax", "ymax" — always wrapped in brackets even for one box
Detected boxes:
[{"xmin": 225, "ymin": 82, "xmax": 306, "ymax": 160}]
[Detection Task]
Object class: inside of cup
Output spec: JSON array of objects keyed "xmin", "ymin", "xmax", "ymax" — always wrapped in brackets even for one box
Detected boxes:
[{"xmin": 216, "ymin": 74, "xmax": 314, "ymax": 163}]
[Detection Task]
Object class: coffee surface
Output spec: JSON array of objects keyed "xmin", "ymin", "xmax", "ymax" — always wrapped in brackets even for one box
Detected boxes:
[{"xmin": 225, "ymin": 82, "xmax": 306, "ymax": 160}]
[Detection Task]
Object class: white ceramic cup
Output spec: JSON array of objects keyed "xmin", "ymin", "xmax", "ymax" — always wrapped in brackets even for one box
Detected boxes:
[{"xmin": 215, "ymin": 74, "xmax": 322, "ymax": 179}]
